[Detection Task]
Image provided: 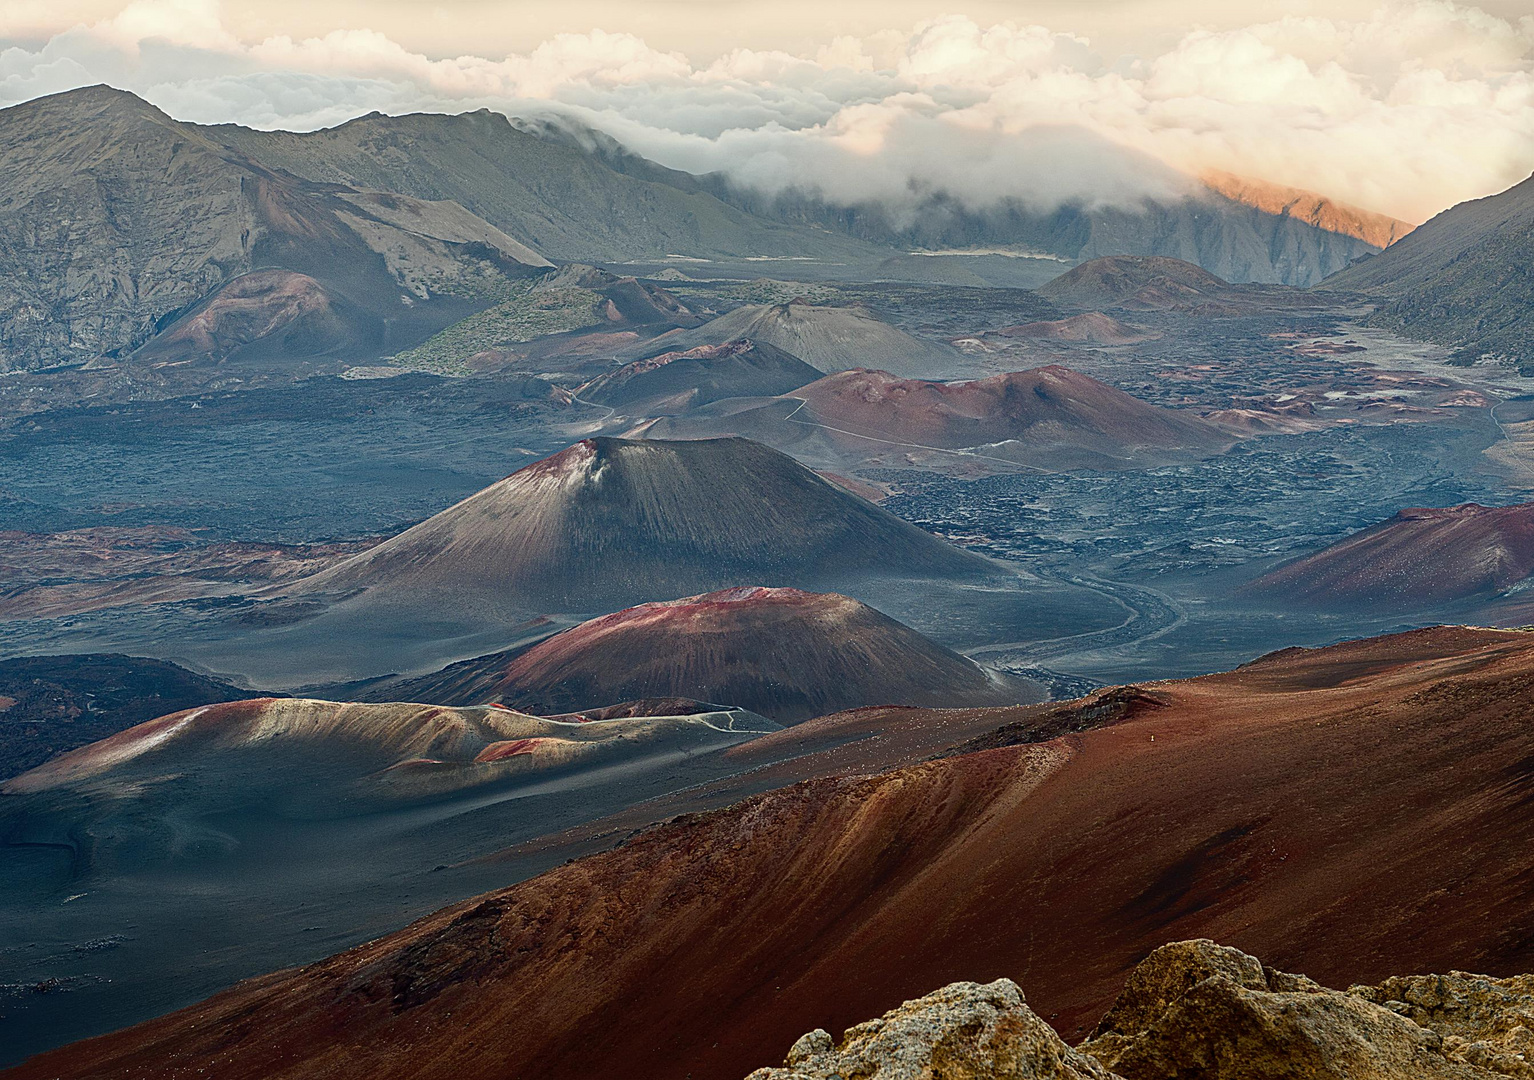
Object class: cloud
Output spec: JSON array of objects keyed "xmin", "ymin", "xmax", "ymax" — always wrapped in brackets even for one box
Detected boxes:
[{"xmin": 0, "ymin": 0, "xmax": 1530, "ymax": 223}]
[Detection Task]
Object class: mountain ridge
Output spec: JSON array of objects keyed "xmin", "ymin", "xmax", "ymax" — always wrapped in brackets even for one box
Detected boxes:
[
  {"xmin": 1320, "ymin": 172, "xmax": 1534, "ymax": 368},
  {"xmin": 0, "ymin": 85, "xmax": 550, "ymax": 372},
  {"xmin": 14, "ymin": 625, "xmax": 1534, "ymax": 1080}
]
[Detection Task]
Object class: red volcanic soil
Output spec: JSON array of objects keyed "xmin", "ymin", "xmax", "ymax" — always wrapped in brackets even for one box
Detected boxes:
[
  {"xmin": 793, "ymin": 365, "xmax": 1230, "ymax": 457},
  {"xmin": 387, "ymin": 586, "xmax": 1036, "ymax": 722},
  {"xmin": 1245, "ymin": 501, "xmax": 1534, "ymax": 609},
  {"xmin": 137, "ymin": 269, "xmax": 364, "ymax": 363},
  {"xmin": 21, "ymin": 625, "xmax": 1534, "ymax": 1080}
]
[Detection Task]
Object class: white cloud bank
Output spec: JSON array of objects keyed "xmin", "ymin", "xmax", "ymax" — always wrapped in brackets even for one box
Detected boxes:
[{"xmin": 1, "ymin": 0, "xmax": 1531, "ymax": 223}]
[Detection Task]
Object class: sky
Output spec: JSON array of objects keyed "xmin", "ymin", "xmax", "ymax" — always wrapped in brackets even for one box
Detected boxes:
[{"xmin": 2, "ymin": 0, "xmax": 1532, "ymax": 223}]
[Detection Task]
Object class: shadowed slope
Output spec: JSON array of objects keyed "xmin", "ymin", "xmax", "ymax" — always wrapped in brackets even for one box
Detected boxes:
[
  {"xmin": 1321, "ymin": 172, "xmax": 1534, "ymax": 366},
  {"xmin": 0, "ymin": 653, "xmax": 259, "ymax": 780},
  {"xmin": 359, "ymin": 587, "xmax": 1039, "ymax": 722},
  {"xmin": 289, "ymin": 436, "xmax": 998, "ymax": 616},
  {"xmin": 21, "ymin": 626, "xmax": 1534, "ymax": 1080},
  {"xmin": 1245, "ymin": 502, "xmax": 1534, "ymax": 610},
  {"xmin": 205, "ymin": 109, "xmax": 888, "ymax": 267}
]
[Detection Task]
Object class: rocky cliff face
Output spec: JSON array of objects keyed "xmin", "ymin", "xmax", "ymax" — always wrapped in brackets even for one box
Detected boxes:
[
  {"xmin": 0, "ymin": 87, "xmax": 262, "ymax": 369},
  {"xmin": 1200, "ymin": 170, "xmax": 1416, "ymax": 249},
  {"xmin": 0, "ymin": 86, "xmax": 549, "ymax": 372},
  {"xmin": 690, "ymin": 173, "xmax": 1382, "ymax": 287},
  {"xmin": 204, "ymin": 109, "xmax": 889, "ymax": 267},
  {"xmin": 752, "ymin": 940, "xmax": 1534, "ymax": 1079}
]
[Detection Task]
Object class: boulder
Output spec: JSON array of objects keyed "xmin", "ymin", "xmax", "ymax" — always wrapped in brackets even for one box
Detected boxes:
[{"xmin": 747, "ymin": 978, "xmax": 1115, "ymax": 1080}]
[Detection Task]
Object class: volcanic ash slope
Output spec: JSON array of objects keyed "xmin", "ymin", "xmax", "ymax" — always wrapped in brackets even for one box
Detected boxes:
[
  {"xmin": 645, "ymin": 365, "xmax": 1232, "ymax": 473},
  {"xmin": 369, "ymin": 586, "xmax": 1041, "ymax": 722},
  {"xmin": 577, "ymin": 339, "xmax": 820, "ymax": 414},
  {"xmin": 22, "ymin": 627, "xmax": 1534, "ymax": 1080},
  {"xmin": 1243, "ymin": 501, "xmax": 1534, "ymax": 611},
  {"xmin": 287, "ymin": 436, "xmax": 999, "ymax": 617}
]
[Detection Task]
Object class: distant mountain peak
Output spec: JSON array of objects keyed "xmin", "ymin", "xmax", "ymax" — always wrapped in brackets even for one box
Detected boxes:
[{"xmin": 1201, "ymin": 168, "xmax": 1416, "ymax": 248}]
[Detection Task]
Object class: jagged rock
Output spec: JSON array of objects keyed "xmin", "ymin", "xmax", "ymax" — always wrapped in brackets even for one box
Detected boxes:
[
  {"xmin": 1353, "ymin": 973, "xmax": 1534, "ymax": 1078},
  {"xmin": 1079, "ymin": 940, "xmax": 1504, "ymax": 1079},
  {"xmin": 754, "ymin": 942, "xmax": 1534, "ymax": 1080},
  {"xmin": 746, "ymin": 978, "xmax": 1115, "ymax": 1080}
]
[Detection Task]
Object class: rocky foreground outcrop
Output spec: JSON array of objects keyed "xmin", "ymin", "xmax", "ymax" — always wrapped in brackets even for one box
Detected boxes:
[
  {"xmin": 750, "ymin": 940, "xmax": 1534, "ymax": 1079},
  {"xmin": 749, "ymin": 978, "xmax": 1114, "ymax": 1080}
]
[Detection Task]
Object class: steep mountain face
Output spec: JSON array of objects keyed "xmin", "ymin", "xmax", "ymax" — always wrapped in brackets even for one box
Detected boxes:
[
  {"xmin": 753, "ymin": 940, "xmax": 1532, "ymax": 1080},
  {"xmin": 642, "ymin": 365, "xmax": 1232, "ymax": 473},
  {"xmin": 0, "ymin": 653, "xmax": 258, "ymax": 780},
  {"xmin": 688, "ymin": 171, "xmax": 1381, "ymax": 287},
  {"xmin": 362, "ymin": 587, "xmax": 1037, "ymax": 723},
  {"xmin": 1321, "ymin": 173, "xmax": 1534, "ymax": 367},
  {"xmin": 203, "ymin": 109, "xmax": 887, "ymax": 267},
  {"xmin": 577, "ymin": 339, "xmax": 820, "ymax": 413},
  {"xmin": 21, "ymin": 626, "xmax": 1534, "ymax": 1080},
  {"xmin": 0, "ymin": 86, "xmax": 549, "ymax": 372},
  {"xmin": 210, "ymin": 105, "xmax": 1391, "ymax": 287},
  {"xmin": 1200, "ymin": 170, "xmax": 1416, "ymax": 249},
  {"xmin": 289, "ymin": 436, "xmax": 997, "ymax": 616},
  {"xmin": 1244, "ymin": 502, "xmax": 1534, "ymax": 610},
  {"xmin": 627, "ymin": 300, "xmax": 961, "ymax": 379}
]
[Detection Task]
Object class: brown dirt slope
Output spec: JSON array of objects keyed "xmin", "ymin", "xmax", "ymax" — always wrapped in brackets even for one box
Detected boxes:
[
  {"xmin": 794, "ymin": 366, "xmax": 1231, "ymax": 457},
  {"xmin": 14, "ymin": 625, "xmax": 1534, "ymax": 1080},
  {"xmin": 1244, "ymin": 502, "xmax": 1534, "ymax": 610},
  {"xmin": 576, "ymin": 339, "xmax": 819, "ymax": 413}
]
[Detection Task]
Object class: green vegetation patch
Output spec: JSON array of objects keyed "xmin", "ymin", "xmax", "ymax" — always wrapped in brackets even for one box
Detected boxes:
[
  {"xmin": 664, "ymin": 278, "xmax": 854, "ymax": 308},
  {"xmin": 391, "ymin": 287, "xmax": 605, "ymax": 374}
]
